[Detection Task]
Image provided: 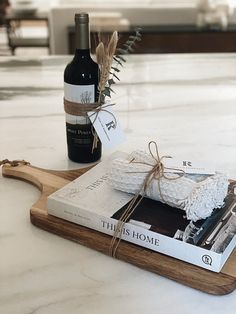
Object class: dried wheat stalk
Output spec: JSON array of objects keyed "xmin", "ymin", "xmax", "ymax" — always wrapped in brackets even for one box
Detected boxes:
[{"xmin": 96, "ymin": 31, "xmax": 118, "ymax": 103}]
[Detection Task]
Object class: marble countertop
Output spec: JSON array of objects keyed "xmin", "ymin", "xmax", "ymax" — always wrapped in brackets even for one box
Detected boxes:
[{"xmin": 0, "ymin": 53, "xmax": 236, "ymax": 313}]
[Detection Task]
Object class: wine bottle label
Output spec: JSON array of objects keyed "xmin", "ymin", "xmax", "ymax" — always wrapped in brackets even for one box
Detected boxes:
[
  {"xmin": 66, "ymin": 122, "xmax": 93, "ymax": 146},
  {"xmin": 64, "ymin": 82, "xmax": 95, "ymax": 125}
]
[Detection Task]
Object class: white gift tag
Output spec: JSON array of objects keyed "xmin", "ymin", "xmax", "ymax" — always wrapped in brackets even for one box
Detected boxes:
[
  {"xmin": 163, "ymin": 158, "xmax": 216, "ymax": 175},
  {"xmin": 88, "ymin": 104, "xmax": 126, "ymax": 149}
]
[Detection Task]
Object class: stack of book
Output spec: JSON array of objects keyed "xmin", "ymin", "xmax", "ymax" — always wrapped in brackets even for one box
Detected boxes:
[{"xmin": 47, "ymin": 152, "xmax": 236, "ymax": 272}]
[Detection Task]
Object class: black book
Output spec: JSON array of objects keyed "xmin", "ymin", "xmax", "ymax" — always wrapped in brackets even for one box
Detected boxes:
[{"xmin": 112, "ymin": 181, "xmax": 236, "ymax": 249}]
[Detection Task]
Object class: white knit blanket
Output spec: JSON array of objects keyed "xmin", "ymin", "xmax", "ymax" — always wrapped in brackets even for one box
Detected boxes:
[{"xmin": 109, "ymin": 150, "xmax": 228, "ymax": 222}]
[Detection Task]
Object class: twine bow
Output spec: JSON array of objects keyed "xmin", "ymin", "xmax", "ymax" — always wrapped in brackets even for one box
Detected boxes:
[
  {"xmin": 109, "ymin": 141, "xmax": 185, "ymax": 257},
  {"xmin": 88, "ymin": 103, "xmax": 117, "ymax": 127},
  {"xmin": 89, "ymin": 103, "xmax": 117, "ymax": 152}
]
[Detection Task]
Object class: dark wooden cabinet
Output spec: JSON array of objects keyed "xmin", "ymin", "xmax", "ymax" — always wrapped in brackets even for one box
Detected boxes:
[
  {"xmin": 5, "ymin": 13, "xmax": 50, "ymax": 55},
  {"xmin": 68, "ymin": 25, "xmax": 236, "ymax": 54}
]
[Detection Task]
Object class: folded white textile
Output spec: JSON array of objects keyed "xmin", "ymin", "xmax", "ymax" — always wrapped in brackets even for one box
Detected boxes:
[{"xmin": 109, "ymin": 150, "xmax": 228, "ymax": 222}]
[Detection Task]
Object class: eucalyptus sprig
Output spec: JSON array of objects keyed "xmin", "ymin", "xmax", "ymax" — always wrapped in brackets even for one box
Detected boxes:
[{"xmin": 96, "ymin": 28, "xmax": 142, "ymax": 105}]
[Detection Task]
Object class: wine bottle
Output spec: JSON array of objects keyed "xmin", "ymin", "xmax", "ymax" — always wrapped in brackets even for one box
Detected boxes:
[{"xmin": 64, "ymin": 12, "xmax": 101, "ymax": 163}]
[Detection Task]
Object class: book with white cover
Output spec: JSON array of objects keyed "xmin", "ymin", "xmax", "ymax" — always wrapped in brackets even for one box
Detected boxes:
[{"xmin": 47, "ymin": 152, "xmax": 236, "ymax": 272}]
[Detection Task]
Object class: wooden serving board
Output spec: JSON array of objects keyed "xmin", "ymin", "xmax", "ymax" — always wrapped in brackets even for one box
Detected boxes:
[{"xmin": 2, "ymin": 163, "xmax": 236, "ymax": 295}]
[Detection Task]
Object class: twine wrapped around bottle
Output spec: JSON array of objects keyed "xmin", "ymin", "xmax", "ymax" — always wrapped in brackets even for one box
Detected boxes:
[
  {"xmin": 108, "ymin": 141, "xmax": 228, "ymax": 257},
  {"xmin": 64, "ymin": 98, "xmax": 117, "ymax": 152}
]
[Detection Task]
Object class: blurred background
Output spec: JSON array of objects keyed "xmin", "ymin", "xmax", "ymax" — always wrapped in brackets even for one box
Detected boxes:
[{"xmin": 1, "ymin": 0, "xmax": 236, "ymax": 56}]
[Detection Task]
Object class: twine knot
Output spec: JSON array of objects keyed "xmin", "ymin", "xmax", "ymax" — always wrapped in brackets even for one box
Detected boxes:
[{"xmin": 109, "ymin": 141, "xmax": 185, "ymax": 257}]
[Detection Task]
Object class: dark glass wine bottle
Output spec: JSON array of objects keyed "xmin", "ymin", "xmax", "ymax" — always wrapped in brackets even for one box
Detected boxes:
[{"xmin": 64, "ymin": 12, "xmax": 101, "ymax": 163}]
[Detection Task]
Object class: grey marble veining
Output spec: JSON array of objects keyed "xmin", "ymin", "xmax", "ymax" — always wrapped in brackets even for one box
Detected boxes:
[{"xmin": 0, "ymin": 54, "xmax": 236, "ymax": 314}]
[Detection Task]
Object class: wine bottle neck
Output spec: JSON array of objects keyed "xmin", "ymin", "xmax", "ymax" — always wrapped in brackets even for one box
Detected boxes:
[
  {"xmin": 75, "ymin": 14, "xmax": 90, "ymax": 50},
  {"xmin": 74, "ymin": 49, "xmax": 91, "ymax": 59}
]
